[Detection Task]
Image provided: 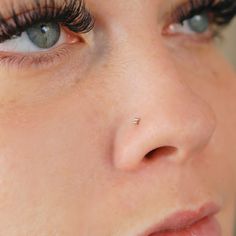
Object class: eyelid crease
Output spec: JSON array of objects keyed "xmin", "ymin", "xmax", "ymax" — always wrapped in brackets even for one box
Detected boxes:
[{"xmin": 0, "ymin": 0, "xmax": 95, "ymax": 43}]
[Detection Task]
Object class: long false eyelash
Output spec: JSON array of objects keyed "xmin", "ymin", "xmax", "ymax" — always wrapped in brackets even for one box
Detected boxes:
[
  {"xmin": 211, "ymin": 0, "xmax": 236, "ymax": 24},
  {"xmin": 174, "ymin": 0, "xmax": 236, "ymax": 25},
  {"xmin": 0, "ymin": 0, "xmax": 95, "ymax": 43}
]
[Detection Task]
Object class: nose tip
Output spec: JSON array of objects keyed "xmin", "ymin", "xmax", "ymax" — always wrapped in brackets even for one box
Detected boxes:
[{"xmin": 112, "ymin": 99, "xmax": 217, "ymax": 171}]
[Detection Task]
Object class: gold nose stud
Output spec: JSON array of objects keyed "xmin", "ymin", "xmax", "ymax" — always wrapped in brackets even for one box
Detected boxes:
[{"xmin": 133, "ymin": 117, "xmax": 141, "ymax": 126}]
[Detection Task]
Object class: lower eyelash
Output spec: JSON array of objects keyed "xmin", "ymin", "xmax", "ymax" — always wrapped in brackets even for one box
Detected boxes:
[{"xmin": 0, "ymin": 44, "xmax": 73, "ymax": 70}]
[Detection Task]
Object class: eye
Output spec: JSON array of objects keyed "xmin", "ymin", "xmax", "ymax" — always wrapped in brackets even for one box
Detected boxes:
[
  {"xmin": 164, "ymin": 0, "xmax": 236, "ymax": 41},
  {"xmin": 167, "ymin": 12, "xmax": 211, "ymax": 35},
  {"xmin": 0, "ymin": 22, "xmax": 68, "ymax": 53}
]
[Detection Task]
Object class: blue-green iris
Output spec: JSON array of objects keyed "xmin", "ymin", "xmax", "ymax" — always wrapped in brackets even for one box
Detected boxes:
[
  {"xmin": 26, "ymin": 22, "xmax": 61, "ymax": 49},
  {"xmin": 188, "ymin": 13, "xmax": 209, "ymax": 33}
]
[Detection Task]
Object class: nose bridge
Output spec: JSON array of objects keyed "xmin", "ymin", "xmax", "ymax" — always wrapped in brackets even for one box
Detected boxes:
[{"xmin": 112, "ymin": 41, "xmax": 217, "ymax": 170}]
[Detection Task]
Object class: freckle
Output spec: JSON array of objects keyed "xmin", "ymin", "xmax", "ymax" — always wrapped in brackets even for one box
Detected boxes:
[
  {"xmin": 103, "ymin": 63, "xmax": 109, "ymax": 69},
  {"xmin": 9, "ymin": 99, "xmax": 17, "ymax": 105},
  {"xmin": 211, "ymin": 70, "xmax": 218, "ymax": 78},
  {"xmin": 209, "ymin": 68, "xmax": 220, "ymax": 83}
]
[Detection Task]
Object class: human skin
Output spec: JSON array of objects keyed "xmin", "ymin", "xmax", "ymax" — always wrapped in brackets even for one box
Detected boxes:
[{"xmin": 0, "ymin": 0, "xmax": 235, "ymax": 235}]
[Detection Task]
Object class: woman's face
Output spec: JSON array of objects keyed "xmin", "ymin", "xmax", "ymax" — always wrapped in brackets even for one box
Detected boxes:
[{"xmin": 0, "ymin": 0, "xmax": 235, "ymax": 235}]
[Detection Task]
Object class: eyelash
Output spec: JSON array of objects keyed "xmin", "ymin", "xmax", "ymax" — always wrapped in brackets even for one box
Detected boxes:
[
  {"xmin": 0, "ymin": 0, "xmax": 234, "ymax": 69},
  {"xmin": 1, "ymin": 0, "xmax": 234, "ymax": 43},
  {"xmin": 0, "ymin": 0, "xmax": 94, "ymax": 43},
  {"xmin": 173, "ymin": 0, "xmax": 236, "ymax": 31}
]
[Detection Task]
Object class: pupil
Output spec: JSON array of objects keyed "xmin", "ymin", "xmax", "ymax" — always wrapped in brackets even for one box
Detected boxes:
[{"xmin": 40, "ymin": 25, "xmax": 49, "ymax": 34}]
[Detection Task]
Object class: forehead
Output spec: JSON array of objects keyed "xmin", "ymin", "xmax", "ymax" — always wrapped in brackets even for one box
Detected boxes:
[
  {"xmin": 0, "ymin": 0, "xmax": 181, "ymax": 15},
  {"xmin": 85, "ymin": 0, "xmax": 183, "ymax": 25},
  {"xmin": 86, "ymin": 0, "xmax": 180, "ymax": 14}
]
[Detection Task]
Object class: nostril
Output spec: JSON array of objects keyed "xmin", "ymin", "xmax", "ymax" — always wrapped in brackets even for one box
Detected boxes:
[{"xmin": 144, "ymin": 146, "xmax": 177, "ymax": 161}]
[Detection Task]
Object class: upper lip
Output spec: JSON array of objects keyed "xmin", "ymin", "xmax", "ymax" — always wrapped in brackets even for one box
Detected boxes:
[{"xmin": 138, "ymin": 202, "xmax": 221, "ymax": 236}]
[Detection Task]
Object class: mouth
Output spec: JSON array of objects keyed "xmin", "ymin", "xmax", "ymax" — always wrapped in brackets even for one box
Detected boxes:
[{"xmin": 139, "ymin": 202, "xmax": 221, "ymax": 236}]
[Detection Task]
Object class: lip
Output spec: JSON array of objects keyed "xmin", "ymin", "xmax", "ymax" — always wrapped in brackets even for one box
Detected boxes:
[{"xmin": 138, "ymin": 202, "xmax": 221, "ymax": 236}]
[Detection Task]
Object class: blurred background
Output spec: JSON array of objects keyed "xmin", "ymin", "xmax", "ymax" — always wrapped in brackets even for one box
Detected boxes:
[
  {"xmin": 219, "ymin": 19, "xmax": 236, "ymax": 69},
  {"xmin": 217, "ymin": 19, "xmax": 236, "ymax": 236}
]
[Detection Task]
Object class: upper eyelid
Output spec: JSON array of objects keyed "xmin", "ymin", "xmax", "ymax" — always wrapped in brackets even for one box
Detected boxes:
[
  {"xmin": 0, "ymin": 0, "xmax": 94, "ymax": 26},
  {"xmin": 0, "ymin": 0, "xmax": 92, "ymax": 21}
]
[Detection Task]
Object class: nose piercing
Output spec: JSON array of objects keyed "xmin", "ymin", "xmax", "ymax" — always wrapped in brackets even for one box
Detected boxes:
[{"xmin": 133, "ymin": 117, "xmax": 141, "ymax": 125}]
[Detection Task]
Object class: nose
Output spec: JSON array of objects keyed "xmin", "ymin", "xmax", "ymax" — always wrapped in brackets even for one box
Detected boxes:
[{"xmin": 112, "ymin": 51, "xmax": 217, "ymax": 171}]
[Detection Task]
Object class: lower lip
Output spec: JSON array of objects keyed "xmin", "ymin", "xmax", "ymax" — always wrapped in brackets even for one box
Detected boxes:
[{"xmin": 150, "ymin": 216, "xmax": 221, "ymax": 236}]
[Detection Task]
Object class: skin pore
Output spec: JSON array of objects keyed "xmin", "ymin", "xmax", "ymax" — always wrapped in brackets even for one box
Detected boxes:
[{"xmin": 0, "ymin": 0, "xmax": 235, "ymax": 235}]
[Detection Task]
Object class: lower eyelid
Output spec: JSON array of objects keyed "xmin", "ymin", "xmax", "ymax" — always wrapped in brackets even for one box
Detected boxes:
[{"xmin": 0, "ymin": 43, "xmax": 77, "ymax": 70}]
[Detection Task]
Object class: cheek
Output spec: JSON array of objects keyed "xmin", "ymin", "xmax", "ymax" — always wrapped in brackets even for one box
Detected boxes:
[
  {"xmin": 1, "ymin": 90, "xmax": 108, "ymax": 175},
  {"xmin": 0, "ymin": 84, "xmax": 116, "ymax": 228},
  {"xmin": 164, "ymin": 43, "xmax": 236, "ymax": 203},
  {"xmin": 183, "ymin": 49, "xmax": 236, "ymax": 195}
]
